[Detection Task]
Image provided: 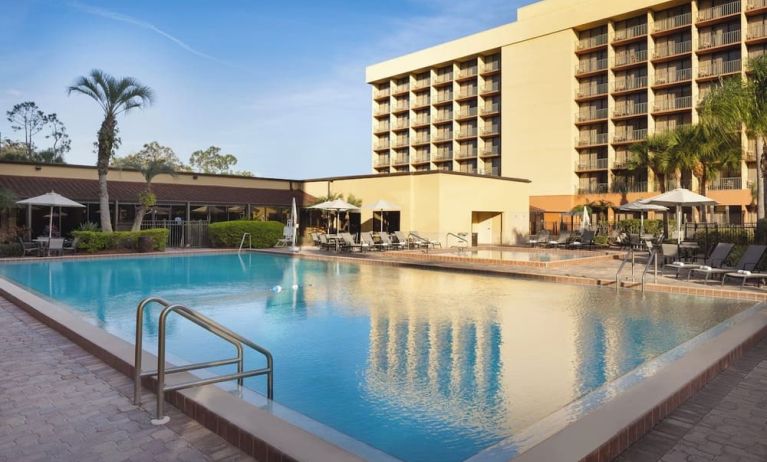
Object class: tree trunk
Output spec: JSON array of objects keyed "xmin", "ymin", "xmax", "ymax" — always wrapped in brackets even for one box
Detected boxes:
[
  {"xmin": 758, "ymin": 136, "xmax": 765, "ymax": 220},
  {"xmin": 131, "ymin": 205, "xmax": 146, "ymax": 232},
  {"xmin": 96, "ymin": 115, "xmax": 116, "ymax": 232},
  {"xmin": 700, "ymin": 170, "xmax": 708, "ymax": 222}
]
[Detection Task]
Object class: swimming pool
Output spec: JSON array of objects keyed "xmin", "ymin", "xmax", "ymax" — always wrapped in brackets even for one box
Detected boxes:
[
  {"xmin": 466, "ymin": 248, "xmax": 579, "ymax": 261},
  {"xmin": 0, "ymin": 253, "xmax": 754, "ymax": 461}
]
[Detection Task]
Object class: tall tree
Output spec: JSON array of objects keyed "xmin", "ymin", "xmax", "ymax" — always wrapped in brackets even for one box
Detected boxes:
[
  {"xmin": 6, "ymin": 101, "xmax": 46, "ymax": 157},
  {"xmin": 189, "ymin": 146, "xmax": 252, "ymax": 176},
  {"xmin": 627, "ymin": 132, "xmax": 674, "ymax": 192},
  {"xmin": 699, "ymin": 55, "xmax": 767, "ymax": 219},
  {"xmin": 44, "ymin": 113, "xmax": 71, "ymax": 160},
  {"xmin": 67, "ymin": 70, "xmax": 154, "ymax": 232}
]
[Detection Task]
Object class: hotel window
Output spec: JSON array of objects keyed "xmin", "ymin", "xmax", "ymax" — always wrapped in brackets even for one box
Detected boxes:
[
  {"xmin": 458, "ymin": 100, "xmax": 478, "ymax": 118},
  {"xmin": 458, "ymin": 160, "xmax": 477, "ymax": 174},
  {"xmin": 654, "ymin": 4, "xmax": 691, "ymax": 33},
  {"xmin": 458, "ymin": 59, "xmax": 478, "ymax": 77},
  {"xmin": 613, "ymin": 94, "xmax": 646, "ymax": 117},
  {"xmin": 414, "ymin": 128, "xmax": 430, "ymax": 144},
  {"xmin": 436, "ymin": 162, "xmax": 452, "ymax": 172},
  {"xmin": 414, "ymin": 92, "xmax": 430, "ymax": 108},
  {"xmin": 655, "ymin": 113, "xmax": 692, "ymax": 133},
  {"xmin": 435, "ymin": 66, "xmax": 453, "ymax": 83},
  {"xmin": 458, "ymin": 81, "xmax": 478, "ymax": 98},
  {"xmin": 393, "ymin": 114, "xmax": 408, "ymax": 129},
  {"xmin": 483, "ymin": 75, "xmax": 500, "ymax": 93},
  {"xmin": 483, "ymin": 158, "xmax": 499, "ymax": 176},
  {"xmin": 483, "ymin": 53, "xmax": 500, "ymax": 72},
  {"xmin": 613, "ymin": 68, "xmax": 647, "ymax": 91},
  {"xmin": 414, "ymin": 71, "xmax": 430, "ymax": 89},
  {"xmin": 413, "ymin": 110, "xmax": 430, "ymax": 126},
  {"xmin": 748, "ymin": 44, "xmax": 767, "ymax": 60},
  {"xmin": 376, "ymin": 101, "xmax": 390, "ymax": 114},
  {"xmin": 654, "ymin": 87, "xmax": 691, "ymax": 111},
  {"xmin": 414, "ymin": 147, "xmax": 430, "ymax": 163},
  {"xmin": 578, "ymin": 51, "xmax": 607, "ymax": 73},
  {"xmin": 482, "ymin": 117, "xmax": 500, "ymax": 135},
  {"xmin": 393, "ymin": 77, "xmax": 409, "ymax": 93},
  {"xmin": 577, "ymin": 26, "xmax": 608, "ymax": 50},
  {"xmin": 483, "ymin": 96, "xmax": 500, "ymax": 113},
  {"xmin": 654, "ymin": 59, "xmax": 692, "ymax": 84},
  {"xmin": 614, "ymin": 15, "xmax": 647, "ymax": 42},
  {"xmin": 613, "ymin": 42, "xmax": 647, "ymax": 67},
  {"xmin": 698, "ymin": 22, "xmax": 741, "ymax": 49},
  {"xmin": 435, "ymin": 87, "xmax": 453, "ymax": 103},
  {"xmin": 654, "ymin": 32, "xmax": 692, "ymax": 59},
  {"xmin": 457, "ymin": 140, "xmax": 477, "ymax": 157},
  {"xmin": 483, "ymin": 138, "xmax": 500, "ymax": 155},
  {"xmin": 578, "ymin": 76, "xmax": 608, "ymax": 96},
  {"xmin": 415, "ymin": 164, "xmax": 430, "ymax": 172}
]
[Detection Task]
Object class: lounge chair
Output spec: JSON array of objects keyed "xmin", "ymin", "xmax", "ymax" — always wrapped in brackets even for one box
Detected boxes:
[
  {"xmin": 379, "ymin": 232, "xmax": 406, "ymax": 250},
  {"xmin": 568, "ymin": 230, "xmax": 594, "ymax": 249},
  {"xmin": 659, "ymin": 243, "xmax": 679, "ymax": 265},
  {"xmin": 721, "ymin": 270, "xmax": 767, "ymax": 288},
  {"xmin": 662, "ymin": 242, "xmax": 734, "ymax": 278},
  {"xmin": 338, "ymin": 233, "xmax": 365, "ymax": 252},
  {"xmin": 318, "ymin": 234, "xmax": 333, "ymax": 251},
  {"xmin": 48, "ymin": 238, "xmax": 65, "ymax": 256},
  {"xmin": 17, "ymin": 237, "xmax": 39, "ymax": 257},
  {"xmin": 362, "ymin": 232, "xmax": 388, "ymax": 251},
  {"xmin": 311, "ymin": 232, "xmax": 321, "ymax": 247},
  {"xmin": 62, "ymin": 237, "xmax": 78, "ymax": 255},
  {"xmin": 545, "ymin": 232, "xmax": 571, "ymax": 248},
  {"xmin": 528, "ymin": 231, "xmax": 549, "ymax": 247},
  {"xmin": 688, "ymin": 245, "xmax": 767, "ymax": 282},
  {"xmin": 411, "ymin": 231, "xmax": 441, "ymax": 248},
  {"xmin": 392, "ymin": 231, "xmax": 412, "ymax": 249}
]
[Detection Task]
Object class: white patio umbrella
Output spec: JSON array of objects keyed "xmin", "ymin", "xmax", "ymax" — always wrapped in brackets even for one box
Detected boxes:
[
  {"xmin": 17, "ymin": 191, "xmax": 85, "ymax": 255},
  {"xmin": 367, "ymin": 199, "xmax": 401, "ymax": 232},
  {"xmin": 645, "ymin": 188, "xmax": 717, "ymax": 243},
  {"xmin": 309, "ymin": 199, "xmax": 360, "ymax": 233},
  {"xmin": 580, "ymin": 206, "xmax": 591, "ymax": 232},
  {"xmin": 289, "ymin": 197, "xmax": 299, "ymax": 253},
  {"xmin": 617, "ymin": 199, "xmax": 668, "ymax": 235}
]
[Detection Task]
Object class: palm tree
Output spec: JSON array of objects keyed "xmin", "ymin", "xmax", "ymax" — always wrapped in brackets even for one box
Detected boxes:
[
  {"xmin": 67, "ymin": 70, "xmax": 154, "ymax": 232},
  {"xmin": 130, "ymin": 159, "xmax": 176, "ymax": 231},
  {"xmin": 627, "ymin": 132, "xmax": 674, "ymax": 192},
  {"xmin": 699, "ymin": 55, "xmax": 767, "ymax": 219}
]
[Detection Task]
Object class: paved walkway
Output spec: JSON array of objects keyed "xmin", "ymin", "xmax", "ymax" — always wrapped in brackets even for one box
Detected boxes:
[
  {"xmin": 0, "ymin": 297, "xmax": 252, "ymax": 462},
  {"xmin": 617, "ymin": 337, "xmax": 767, "ymax": 462}
]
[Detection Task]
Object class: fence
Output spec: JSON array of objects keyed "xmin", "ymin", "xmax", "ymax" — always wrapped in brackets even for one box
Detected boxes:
[
  {"xmin": 140, "ymin": 220, "xmax": 209, "ymax": 248},
  {"xmin": 683, "ymin": 223, "xmax": 758, "ymax": 252}
]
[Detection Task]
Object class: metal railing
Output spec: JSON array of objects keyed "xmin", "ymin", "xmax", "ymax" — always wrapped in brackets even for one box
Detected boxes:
[
  {"xmin": 654, "ymin": 12, "xmax": 692, "ymax": 32},
  {"xmin": 392, "ymin": 155, "xmax": 410, "ymax": 165},
  {"xmin": 456, "ymin": 150, "xmax": 478, "ymax": 159},
  {"xmin": 374, "ymin": 89, "xmax": 390, "ymax": 99},
  {"xmin": 238, "ymin": 233, "xmax": 251, "ymax": 254},
  {"xmin": 654, "ymin": 68, "xmax": 692, "ymax": 84},
  {"xmin": 576, "ymin": 58, "xmax": 608, "ymax": 74},
  {"xmin": 374, "ymin": 143, "xmax": 390, "ymax": 151},
  {"xmin": 481, "ymin": 148, "xmax": 500, "ymax": 157},
  {"xmin": 709, "ymin": 176, "xmax": 743, "ymax": 190},
  {"xmin": 576, "ymin": 183, "xmax": 609, "ymax": 194},
  {"xmin": 613, "ymin": 76, "xmax": 648, "ymax": 92},
  {"xmin": 481, "ymin": 105, "xmax": 501, "ymax": 114},
  {"xmin": 575, "ymin": 158, "xmax": 609, "ymax": 170},
  {"xmin": 457, "ymin": 89, "xmax": 478, "ymax": 99},
  {"xmin": 374, "ymin": 106, "xmax": 390, "ymax": 116},
  {"xmin": 481, "ymin": 84, "xmax": 500, "ymax": 94},
  {"xmin": 374, "ymin": 156, "xmax": 390, "ymax": 167},
  {"xmin": 139, "ymin": 220, "xmax": 208, "ymax": 248},
  {"xmin": 134, "ymin": 297, "xmax": 274, "ymax": 423},
  {"xmin": 374, "ymin": 123, "xmax": 390, "ymax": 132},
  {"xmin": 749, "ymin": 0, "xmax": 767, "ymax": 10},
  {"xmin": 654, "ymin": 95, "xmax": 693, "ymax": 112},
  {"xmin": 698, "ymin": 0, "xmax": 741, "ymax": 22},
  {"xmin": 576, "ymin": 133, "xmax": 609, "ymax": 146},
  {"xmin": 413, "ymin": 98, "xmax": 430, "ymax": 108},
  {"xmin": 413, "ymin": 79, "xmax": 430, "ymax": 90},
  {"xmin": 434, "ymin": 73, "xmax": 453, "ymax": 83},
  {"xmin": 457, "ymin": 67, "xmax": 478, "ymax": 78},
  {"xmin": 613, "ymin": 102, "xmax": 648, "ymax": 117},
  {"xmin": 614, "ymin": 128, "xmax": 648, "ymax": 142},
  {"xmin": 653, "ymin": 40, "xmax": 692, "ymax": 59},
  {"xmin": 577, "ymin": 107, "xmax": 609, "ymax": 122},
  {"xmin": 413, "ymin": 155, "xmax": 430, "ymax": 163},
  {"xmin": 577, "ymin": 34, "xmax": 608, "ymax": 50},
  {"xmin": 433, "ymin": 132, "xmax": 453, "ymax": 142},
  {"xmin": 392, "ymin": 84, "xmax": 409, "ymax": 94},
  {"xmin": 614, "ymin": 49, "xmax": 648, "ymax": 67},
  {"xmin": 614, "ymin": 23, "xmax": 648, "ymax": 41},
  {"xmin": 412, "ymin": 136, "xmax": 430, "ymax": 145},
  {"xmin": 611, "ymin": 180, "xmax": 648, "ymax": 192},
  {"xmin": 748, "ymin": 23, "xmax": 767, "ymax": 40},
  {"xmin": 482, "ymin": 61, "xmax": 501, "ymax": 73},
  {"xmin": 457, "ymin": 108, "xmax": 478, "ymax": 118},
  {"xmin": 699, "ymin": 59, "xmax": 742, "ymax": 78},
  {"xmin": 481, "ymin": 126, "xmax": 500, "ymax": 136},
  {"xmin": 413, "ymin": 117, "xmax": 430, "ymax": 126},
  {"xmin": 577, "ymin": 82, "xmax": 609, "ymax": 98},
  {"xmin": 456, "ymin": 130, "xmax": 478, "ymax": 139},
  {"xmin": 446, "ymin": 232, "xmax": 469, "ymax": 250},
  {"xmin": 699, "ymin": 29, "xmax": 741, "ymax": 49},
  {"xmin": 434, "ymin": 93, "xmax": 453, "ymax": 103},
  {"xmin": 393, "ymin": 103, "xmax": 409, "ymax": 112},
  {"xmin": 433, "ymin": 151, "xmax": 453, "ymax": 161}
]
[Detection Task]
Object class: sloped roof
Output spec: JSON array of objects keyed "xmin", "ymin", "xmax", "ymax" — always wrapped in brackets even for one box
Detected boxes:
[{"xmin": 0, "ymin": 175, "xmax": 314, "ymax": 206}]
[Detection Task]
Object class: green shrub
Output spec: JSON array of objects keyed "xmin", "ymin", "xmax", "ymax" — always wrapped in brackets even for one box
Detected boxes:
[
  {"xmin": 208, "ymin": 220, "xmax": 284, "ymax": 248},
  {"xmin": 73, "ymin": 229, "xmax": 169, "ymax": 253},
  {"xmin": 616, "ymin": 219, "xmax": 662, "ymax": 235},
  {"xmin": 0, "ymin": 243, "xmax": 22, "ymax": 257}
]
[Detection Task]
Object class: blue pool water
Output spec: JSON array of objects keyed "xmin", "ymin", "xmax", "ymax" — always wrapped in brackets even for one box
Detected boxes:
[{"xmin": 0, "ymin": 253, "xmax": 753, "ymax": 461}]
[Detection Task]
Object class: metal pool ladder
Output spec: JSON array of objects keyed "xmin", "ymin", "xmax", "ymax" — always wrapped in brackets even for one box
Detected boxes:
[
  {"xmin": 133, "ymin": 297, "xmax": 274, "ymax": 425},
  {"xmin": 238, "ymin": 232, "xmax": 252, "ymax": 254}
]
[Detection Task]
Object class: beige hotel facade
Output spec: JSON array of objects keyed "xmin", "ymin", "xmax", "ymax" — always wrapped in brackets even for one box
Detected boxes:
[{"xmin": 367, "ymin": 0, "xmax": 764, "ymax": 225}]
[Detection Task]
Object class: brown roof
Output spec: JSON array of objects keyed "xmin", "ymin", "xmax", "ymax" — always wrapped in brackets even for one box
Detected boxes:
[{"xmin": 0, "ymin": 175, "xmax": 315, "ymax": 207}]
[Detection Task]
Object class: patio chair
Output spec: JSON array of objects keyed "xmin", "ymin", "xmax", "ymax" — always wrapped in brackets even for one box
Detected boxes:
[
  {"xmin": 688, "ymin": 245, "xmax": 767, "ymax": 282},
  {"xmin": 393, "ymin": 231, "xmax": 412, "ymax": 249},
  {"xmin": 662, "ymin": 242, "xmax": 734, "ymax": 279},
  {"xmin": 17, "ymin": 237, "xmax": 40, "ymax": 257},
  {"xmin": 339, "ymin": 233, "xmax": 366, "ymax": 252},
  {"xmin": 411, "ymin": 231, "xmax": 441, "ymax": 248},
  {"xmin": 379, "ymin": 232, "xmax": 406, "ymax": 250},
  {"xmin": 48, "ymin": 238, "xmax": 65, "ymax": 256},
  {"xmin": 318, "ymin": 234, "xmax": 333, "ymax": 251},
  {"xmin": 311, "ymin": 232, "xmax": 320, "ymax": 247},
  {"xmin": 527, "ymin": 231, "xmax": 549, "ymax": 247},
  {"xmin": 362, "ymin": 232, "xmax": 387, "ymax": 251},
  {"xmin": 545, "ymin": 232, "xmax": 571, "ymax": 248},
  {"xmin": 62, "ymin": 237, "xmax": 79, "ymax": 255},
  {"xmin": 568, "ymin": 230, "xmax": 594, "ymax": 249},
  {"xmin": 721, "ymin": 270, "xmax": 767, "ymax": 289},
  {"xmin": 658, "ymin": 243, "xmax": 679, "ymax": 265}
]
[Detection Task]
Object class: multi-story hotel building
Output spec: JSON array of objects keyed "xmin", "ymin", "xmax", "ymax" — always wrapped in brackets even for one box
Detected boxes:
[{"xmin": 367, "ymin": 0, "xmax": 766, "ymax": 224}]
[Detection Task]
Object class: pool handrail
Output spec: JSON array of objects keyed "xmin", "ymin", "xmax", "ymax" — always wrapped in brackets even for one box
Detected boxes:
[
  {"xmin": 238, "ymin": 232, "xmax": 252, "ymax": 254},
  {"xmin": 133, "ymin": 296, "xmax": 274, "ymax": 424}
]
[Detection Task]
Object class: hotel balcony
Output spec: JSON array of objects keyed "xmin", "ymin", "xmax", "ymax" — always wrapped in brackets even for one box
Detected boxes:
[
  {"xmin": 480, "ymin": 147, "xmax": 500, "ymax": 158},
  {"xmin": 412, "ymin": 136, "xmax": 430, "ymax": 146},
  {"xmin": 613, "ymin": 128, "xmax": 648, "ymax": 144},
  {"xmin": 747, "ymin": 0, "xmax": 767, "ymax": 15},
  {"xmin": 374, "ymin": 107, "xmax": 390, "ymax": 116},
  {"xmin": 433, "ymin": 113, "xmax": 453, "ymax": 123},
  {"xmin": 455, "ymin": 108, "xmax": 478, "ymax": 120},
  {"xmin": 373, "ymin": 156, "xmax": 390, "ymax": 167},
  {"xmin": 612, "ymin": 102, "xmax": 647, "ymax": 119},
  {"xmin": 433, "ymin": 132, "xmax": 453, "ymax": 142},
  {"xmin": 412, "ymin": 155, "xmax": 430, "ymax": 165},
  {"xmin": 613, "ymin": 23, "xmax": 648, "ymax": 44},
  {"xmin": 653, "ymin": 12, "xmax": 692, "ymax": 35},
  {"xmin": 480, "ymin": 105, "xmax": 501, "ymax": 116},
  {"xmin": 708, "ymin": 177, "xmax": 743, "ymax": 190},
  {"xmin": 455, "ymin": 129, "xmax": 478, "ymax": 140},
  {"xmin": 576, "ymin": 107, "xmax": 609, "ymax": 123},
  {"xmin": 612, "ymin": 76, "xmax": 648, "ymax": 94},
  {"xmin": 613, "ymin": 49, "xmax": 648, "ymax": 69},
  {"xmin": 392, "ymin": 84, "xmax": 410, "ymax": 95},
  {"xmin": 391, "ymin": 138, "xmax": 409, "ymax": 148},
  {"xmin": 482, "ymin": 167, "xmax": 501, "ymax": 176},
  {"xmin": 456, "ymin": 88, "xmax": 478, "ymax": 100},
  {"xmin": 575, "ymin": 58, "xmax": 608, "ymax": 76},
  {"xmin": 652, "ymin": 40, "xmax": 692, "ymax": 61},
  {"xmin": 655, "ymin": 123, "xmax": 691, "ymax": 134},
  {"xmin": 412, "ymin": 98, "xmax": 430, "ymax": 109},
  {"xmin": 576, "ymin": 133, "xmax": 608, "ymax": 147},
  {"xmin": 412, "ymin": 79, "xmax": 430, "ymax": 90},
  {"xmin": 576, "ymin": 34, "xmax": 608, "ymax": 53},
  {"xmin": 433, "ymin": 151, "xmax": 453, "ymax": 161},
  {"xmin": 373, "ymin": 123, "xmax": 390, "ymax": 134},
  {"xmin": 392, "ymin": 155, "xmax": 410, "ymax": 166},
  {"xmin": 576, "ymin": 183, "xmax": 609, "ymax": 194},
  {"xmin": 698, "ymin": 29, "xmax": 741, "ymax": 53},
  {"xmin": 574, "ymin": 158, "xmax": 609, "ymax": 171},
  {"xmin": 747, "ymin": 23, "xmax": 767, "ymax": 43},
  {"xmin": 654, "ymin": 68, "xmax": 692, "ymax": 87},
  {"xmin": 433, "ymin": 73, "xmax": 453, "ymax": 85},
  {"xmin": 391, "ymin": 121, "xmax": 409, "ymax": 131},
  {"xmin": 433, "ymin": 93, "xmax": 453, "ymax": 104},
  {"xmin": 698, "ymin": 59, "xmax": 742, "ymax": 79},
  {"xmin": 653, "ymin": 96, "xmax": 693, "ymax": 113},
  {"xmin": 455, "ymin": 150, "xmax": 478, "ymax": 160},
  {"xmin": 373, "ymin": 88, "xmax": 390, "ymax": 100},
  {"xmin": 392, "ymin": 102, "xmax": 410, "ymax": 113},
  {"xmin": 457, "ymin": 67, "xmax": 478, "ymax": 80},
  {"xmin": 697, "ymin": 0, "xmax": 741, "ymax": 25},
  {"xmin": 611, "ymin": 180, "xmax": 648, "ymax": 193},
  {"xmin": 481, "ymin": 61, "xmax": 501, "ymax": 75},
  {"xmin": 373, "ymin": 142, "xmax": 390, "ymax": 152},
  {"xmin": 412, "ymin": 117, "xmax": 430, "ymax": 128},
  {"xmin": 480, "ymin": 126, "xmax": 500, "ymax": 137},
  {"xmin": 612, "ymin": 158, "xmax": 633, "ymax": 169},
  {"xmin": 481, "ymin": 84, "xmax": 500, "ymax": 95},
  {"xmin": 576, "ymin": 82, "xmax": 609, "ymax": 99}
]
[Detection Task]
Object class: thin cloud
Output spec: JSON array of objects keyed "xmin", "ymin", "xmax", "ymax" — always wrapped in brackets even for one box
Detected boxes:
[{"xmin": 69, "ymin": 1, "xmax": 231, "ymax": 66}]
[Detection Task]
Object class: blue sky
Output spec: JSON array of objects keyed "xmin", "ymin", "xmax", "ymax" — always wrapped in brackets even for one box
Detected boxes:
[{"xmin": 0, "ymin": 0, "xmax": 533, "ymax": 178}]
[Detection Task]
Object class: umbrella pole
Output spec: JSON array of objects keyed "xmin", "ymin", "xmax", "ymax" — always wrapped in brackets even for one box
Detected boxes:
[{"xmin": 48, "ymin": 205, "xmax": 54, "ymax": 256}]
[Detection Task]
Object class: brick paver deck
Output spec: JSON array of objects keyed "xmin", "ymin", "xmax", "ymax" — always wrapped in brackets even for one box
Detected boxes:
[
  {"xmin": 0, "ymin": 297, "xmax": 252, "ymax": 462},
  {"xmin": 617, "ymin": 337, "xmax": 767, "ymax": 462}
]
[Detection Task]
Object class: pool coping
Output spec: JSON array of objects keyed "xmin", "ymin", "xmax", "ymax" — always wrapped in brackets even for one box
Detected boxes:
[
  {"xmin": 393, "ymin": 246, "xmax": 620, "ymax": 269},
  {"xmin": 3, "ymin": 250, "xmax": 767, "ymax": 462},
  {"xmin": 0, "ymin": 277, "xmax": 375, "ymax": 462}
]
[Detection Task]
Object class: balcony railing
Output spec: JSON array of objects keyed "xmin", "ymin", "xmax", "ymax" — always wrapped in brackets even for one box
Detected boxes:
[
  {"xmin": 655, "ymin": 179, "xmax": 693, "ymax": 191},
  {"xmin": 748, "ymin": 0, "xmax": 767, "ymax": 11},
  {"xmin": 614, "ymin": 49, "xmax": 648, "ymax": 67},
  {"xmin": 392, "ymin": 85, "xmax": 410, "ymax": 94},
  {"xmin": 654, "ymin": 12, "xmax": 692, "ymax": 33},
  {"xmin": 613, "ymin": 102, "xmax": 648, "ymax": 117},
  {"xmin": 613, "ymin": 157, "xmax": 633, "ymax": 169},
  {"xmin": 576, "ymin": 58, "xmax": 608, "ymax": 74},
  {"xmin": 481, "ymin": 147, "xmax": 501, "ymax": 157},
  {"xmin": 699, "ymin": 29, "xmax": 741, "ymax": 49},
  {"xmin": 481, "ymin": 84, "xmax": 500, "ymax": 94},
  {"xmin": 434, "ymin": 73, "xmax": 453, "ymax": 84},
  {"xmin": 433, "ymin": 113, "xmax": 453, "ymax": 122},
  {"xmin": 748, "ymin": 23, "xmax": 767, "ymax": 40},
  {"xmin": 481, "ymin": 105, "xmax": 501, "ymax": 115},
  {"xmin": 576, "ymin": 133, "xmax": 609, "ymax": 146},
  {"xmin": 413, "ymin": 98, "xmax": 430, "ymax": 108},
  {"xmin": 482, "ymin": 61, "xmax": 501, "ymax": 73},
  {"xmin": 575, "ymin": 158, "xmax": 609, "ymax": 171},
  {"xmin": 433, "ymin": 151, "xmax": 453, "ymax": 161},
  {"xmin": 577, "ymin": 34, "xmax": 608, "ymax": 50},
  {"xmin": 458, "ymin": 67, "xmax": 478, "ymax": 78},
  {"xmin": 392, "ymin": 139, "xmax": 409, "ymax": 148},
  {"xmin": 412, "ymin": 136, "xmax": 430, "ymax": 145},
  {"xmin": 374, "ymin": 124, "xmax": 390, "ymax": 133},
  {"xmin": 699, "ymin": 59, "xmax": 742, "ymax": 78},
  {"xmin": 697, "ymin": 0, "xmax": 741, "ymax": 22},
  {"xmin": 374, "ymin": 157, "xmax": 390, "ymax": 167},
  {"xmin": 434, "ymin": 93, "xmax": 453, "ymax": 103},
  {"xmin": 457, "ymin": 88, "xmax": 478, "ymax": 99},
  {"xmin": 481, "ymin": 126, "xmax": 500, "ymax": 136},
  {"xmin": 413, "ymin": 79, "xmax": 430, "ymax": 90},
  {"xmin": 374, "ymin": 107, "xmax": 390, "ymax": 115},
  {"xmin": 656, "ymin": 123, "xmax": 691, "ymax": 134},
  {"xmin": 456, "ymin": 130, "xmax": 478, "ymax": 138},
  {"xmin": 456, "ymin": 150, "xmax": 478, "ymax": 159},
  {"xmin": 577, "ymin": 82, "xmax": 609, "ymax": 98},
  {"xmin": 576, "ymin": 107, "xmax": 609, "ymax": 122},
  {"xmin": 612, "ymin": 180, "xmax": 648, "ymax": 193},
  {"xmin": 709, "ymin": 177, "xmax": 743, "ymax": 190},
  {"xmin": 654, "ymin": 96, "xmax": 693, "ymax": 112},
  {"xmin": 374, "ymin": 142, "xmax": 390, "ymax": 150},
  {"xmin": 655, "ymin": 68, "xmax": 692, "ymax": 84},
  {"xmin": 413, "ymin": 117, "xmax": 430, "ymax": 126},
  {"xmin": 391, "ymin": 121, "xmax": 409, "ymax": 130},
  {"xmin": 413, "ymin": 155, "xmax": 430, "ymax": 164},
  {"xmin": 393, "ymin": 103, "xmax": 409, "ymax": 112},
  {"xmin": 614, "ymin": 128, "xmax": 648, "ymax": 143},
  {"xmin": 433, "ymin": 132, "xmax": 453, "ymax": 142},
  {"xmin": 613, "ymin": 76, "xmax": 648, "ymax": 92},
  {"xmin": 456, "ymin": 108, "xmax": 478, "ymax": 118},
  {"xmin": 392, "ymin": 156, "xmax": 410, "ymax": 165},
  {"xmin": 374, "ymin": 88, "xmax": 390, "ymax": 99},
  {"xmin": 482, "ymin": 168, "xmax": 501, "ymax": 176},
  {"xmin": 576, "ymin": 183, "xmax": 609, "ymax": 194},
  {"xmin": 653, "ymin": 40, "xmax": 692, "ymax": 59},
  {"xmin": 614, "ymin": 23, "xmax": 648, "ymax": 42}
]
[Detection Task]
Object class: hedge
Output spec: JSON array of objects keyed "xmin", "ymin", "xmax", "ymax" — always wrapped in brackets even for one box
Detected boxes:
[
  {"xmin": 208, "ymin": 220, "xmax": 284, "ymax": 248},
  {"xmin": 616, "ymin": 219, "xmax": 663, "ymax": 236},
  {"xmin": 72, "ymin": 229, "xmax": 169, "ymax": 253},
  {"xmin": 0, "ymin": 242, "xmax": 22, "ymax": 257}
]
